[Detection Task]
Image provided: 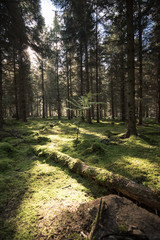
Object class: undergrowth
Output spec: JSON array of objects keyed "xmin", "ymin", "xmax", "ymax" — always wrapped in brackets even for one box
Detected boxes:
[{"xmin": 0, "ymin": 118, "xmax": 160, "ymax": 239}]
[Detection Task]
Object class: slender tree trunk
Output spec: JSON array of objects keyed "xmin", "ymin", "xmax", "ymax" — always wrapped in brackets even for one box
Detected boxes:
[
  {"xmin": 85, "ymin": 41, "xmax": 92, "ymax": 124},
  {"xmin": 18, "ymin": 47, "xmax": 27, "ymax": 122},
  {"xmin": 66, "ymin": 52, "xmax": 71, "ymax": 120},
  {"xmin": 80, "ymin": 41, "xmax": 83, "ymax": 96},
  {"xmin": 13, "ymin": 49, "xmax": 19, "ymax": 120},
  {"xmin": 56, "ymin": 51, "xmax": 61, "ymax": 120},
  {"xmin": 110, "ymin": 77, "xmax": 115, "ymax": 120},
  {"xmin": 0, "ymin": 48, "xmax": 3, "ymax": 129},
  {"xmin": 41, "ymin": 60, "xmax": 45, "ymax": 119},
  {"xmin": 126, "ymin": 0, "xmax": 137, "ymax": 136},
  {"xmin": 90, "ymin": 64, "xmax": 95, "ymax": 120},
  {"xmin": 95, "ymin": 8, "xmax": 99, "ymax": 123},
  {"xmin": 157, "ymin": 51, "xmax": 160, "ymax": 123},
  {"xmin": 156, "ymin": 10, "xmax": 160, "ymax": 123},
  {"xmin": 138, "ymin": 0, "xmax": 143, "ymax": 125},
  {"xmin": 84, "ymin": 0, "xmax": 91, "ymax": 124},
  {"xmin": 120, "ymin": 46, "xmax": 126, "ymax": 122},
  {"xmin": 69, "ymin": 55, "xmax": 74, "ymax": 118}
]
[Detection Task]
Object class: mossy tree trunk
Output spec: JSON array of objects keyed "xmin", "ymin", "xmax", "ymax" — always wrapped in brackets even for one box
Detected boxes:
[{"xmin": 49, "ymin": 150, "xmax": 160, "ymax": 212}]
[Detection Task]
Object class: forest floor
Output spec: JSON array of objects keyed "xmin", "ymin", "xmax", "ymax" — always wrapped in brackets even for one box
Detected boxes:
[{"xmin": 0, "ymin": 118, "xmax": 160, "ymax": 239}]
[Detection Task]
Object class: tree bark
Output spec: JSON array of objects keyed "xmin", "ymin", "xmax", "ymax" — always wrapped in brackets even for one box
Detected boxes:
[
  {"xmin": 120, "ymin": 46, "xmax": 126, "ymax": 122},
  {"xmin": 56, "ymin": 51, "xmax": 61, "ymax": 120},
  {"xmin": 138, "ymin": 0, "xmax": 143, "ymax": 125},
  {"xmin": 41, "ymin": 60, "xmax": 45, "ymax": 119},
  {"xmin": 95, "ymin": 8, "xmax": 99, "ymax": 123},
  {"xmin": 126, "ymin": 0, "xmax": 137, "ymax": 136},
  {"xmin": 66, "ymin": 51, "xmax": 71, "ymax": 120},
  {"xmin": 85, "ymin": 41, "xmax": 92, "ymax": 124},
  {"xmin": 18, "ymin": 47, "xmax": 27, "ymax": 122},
  {"xmin": 0, "ymin": 48, "xmax": 3, "ymax": 129},
  {"xmin": 110, "ymin": 77, "xmax": 115, "ymax": 120},
  {"xmin": 13, "ymin": 49, "xmax": 19, "ymax": 120}
]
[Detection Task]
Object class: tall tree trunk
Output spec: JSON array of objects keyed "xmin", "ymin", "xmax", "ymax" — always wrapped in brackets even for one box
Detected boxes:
[
  {"xmin": 157, "ymin": 50, "xmax": 160, "ymax": 123},
  {"xmin": 13, "ymin": 49, "xmax": 19, "ymax": 120},
  {"xmin": 80, "ymin": 41, "xmax": 83, "ymax": 96},
  {"xmin": 69, "ymin": 55, "xmax": 74, "ymax": 118},
  {"xmin": 18, "ymin": 48, "xmax": 27, "ymax": 122},
  {"xmin": 0, "ymin": 48, "xmax": 3, "ymax": 129},
  {"xmin": 126, "ymin": 0, "xmax": 137, "ymax": 136},
  {"xmin": 66, "ymin": 52, "xmax": 71, "ymax": 120},
  {"xmin": 56, "ymin": 51, "xmax": 61, "ymax": 120},
  {"xmin": 85, "ymin": 41, "xmax": 92, "ymax": 124},
  {"xmin": 95, "ymin": 8, "xmax": 99, "ymax": 123},
  {"xmin": 156, "ymin": 9, "xmax": 160, "ymax": 123},
  {"xmin": 120, "ymin": 46, "xmax": 126, "ymax": 122},
  {"xmin": 138, "ymin": 0, "xmax": 143, "ymax": 125},
  {"xmin": 84, "ymin": 0, "xmax": 91, "ymax": 124},
  {"xmin": 41, "ymin": 60, "xmax": 45, "ymax": 119},
  {"xmin": 110, "ymin": 77, "xmax": 115, "ymax": 120},
  {"xmin": 90, "ymin": 64, "xmax": 95, "ymax": 120}
]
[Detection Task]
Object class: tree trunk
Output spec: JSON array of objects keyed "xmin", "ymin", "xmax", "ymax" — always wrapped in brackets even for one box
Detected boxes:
[
  {"xmin": 0, "ymin": 48, "xmax": 3, "ymax": 129},
  {"xmin": 49, "ymin": 150, "xmax": 160, "ymax": 212},
  {"xmin": 95, "ymin": 8, "xmax": 99, "ymax": 123},
  {"xmin": 138, "ymin": 0, "xmax": 143, "ymax": 125},
  {"xmin": 18, "ymin": 48, "xmax": 27, "ymax": 122},
  {"xmin": 85, "ymin": 41, "xmax": 92, "ymax": 124},
  {"xmin": 41, "ymin": 60, "xmax": 45, "ymax": 119},
  {"xmin": 69, "ymin": 55, "xmax": 74, "ymax": 119},
  {"xmin": 66, "ymin": 51, "xmax": 71, "ymax": 120},
  {"xmin": 120, "ymin": 46, "xmax": 126, "ymax": 122},
  {"xmin": 80, "ymin": 41, "xmax": 84, "ymax": 97},
  {"xmin": 110, "ymin": 77, "xmax": 115, "ymax": 120},
  {"xmin": 56, "ymin": 51, "xmax": 61, "ymax": 120},
  {"xmin": 13, "ymin": 49, "xmax": 19, "ymax": 120},
  {"xmin": 90, "ymin": 64, "xmax": 95, "ymax": 120},
  {"xmin": 157, "ymin": 54, "xmax": 160, "ymax": 123},
  {"xmin": 126, "ymin": 0, "xmax": 137, "ymax": 136}
]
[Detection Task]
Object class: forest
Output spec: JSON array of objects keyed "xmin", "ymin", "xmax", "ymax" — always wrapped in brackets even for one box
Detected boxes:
[{"xmin": 0, "ymin": 0, "xmax": 160, "ymax": 239}]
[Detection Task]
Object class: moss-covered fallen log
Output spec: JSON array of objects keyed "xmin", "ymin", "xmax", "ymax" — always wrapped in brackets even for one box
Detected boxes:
[{"xmin": 48, "ymin": 151, "xmax": 160, "ymax": 212}]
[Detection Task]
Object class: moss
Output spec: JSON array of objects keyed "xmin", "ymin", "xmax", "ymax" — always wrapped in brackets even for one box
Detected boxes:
[
  {"xmin": 92, "ymin": 143, "xmax": 105, "ymax": 154},
  {"xmin": 0, "ymin": 158, "xmax": 13, "ymax": 172},
  {"xmin": 38, "ymin": 149, "xmax": 50, "ymax": 158},
  {"xmin": 0, "ymin": 142, "xmax": 15, "ymax": 157},
  {"xmin": 78, "ymin": 139, "xmax": 92, "ymax": 150}
]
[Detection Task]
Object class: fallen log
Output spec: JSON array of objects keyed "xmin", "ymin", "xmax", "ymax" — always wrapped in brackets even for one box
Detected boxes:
[{"xmin": 48, "ymin": 150, "xmax": 160, "ymax": 212}]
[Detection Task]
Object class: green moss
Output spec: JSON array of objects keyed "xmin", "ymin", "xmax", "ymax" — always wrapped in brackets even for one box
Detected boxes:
[
  {"xmin": 0, "ymin": 142, "xmax": 15, "ymax": 157},
  {"xmin": 0, "ymin": 118, "xmax": 160, "ymax": 239},
  {"xmin": 0, "ymin": 158, "xmax": 13, "ymax": 172}
]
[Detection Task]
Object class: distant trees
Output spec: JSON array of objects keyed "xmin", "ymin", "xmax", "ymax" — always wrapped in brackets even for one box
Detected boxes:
[
  {"xmin": 1, "ymin": 0, "xmax": 160, "ymax": 134},
  {"xmin": 0, "ymin": 0, "xmax": 44, "ymax": 128}
]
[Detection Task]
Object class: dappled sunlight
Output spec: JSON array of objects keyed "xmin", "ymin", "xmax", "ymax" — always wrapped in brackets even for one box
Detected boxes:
[
  {"xmin": 80, "ymin": 127, "xmax": 107, "ymax": 139},
  {"xmin": 1, "ymin": 118, "xmax": 160, "ymax": 239},
  {"xmin": 121, "ymin": 156, "xmax": 159, "ymax": 172},
  {"xmin": 12, "ymin": 160, "xmax": 95, "ymax": 239}
]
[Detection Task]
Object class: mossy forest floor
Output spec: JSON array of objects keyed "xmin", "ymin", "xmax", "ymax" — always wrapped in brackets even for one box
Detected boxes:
[{"xmin": 0, "ymin": 118, "xmax": 160, "ymax": 239}]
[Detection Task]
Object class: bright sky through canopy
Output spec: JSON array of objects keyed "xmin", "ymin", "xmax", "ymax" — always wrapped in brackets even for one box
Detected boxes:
[{"xmin": 41, "ymin": 0, "xmax": 56, "ymax": 28}]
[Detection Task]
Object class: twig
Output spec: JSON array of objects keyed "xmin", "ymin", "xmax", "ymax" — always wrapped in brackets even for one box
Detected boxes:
[
  {"xmin": 88, "ymin": 198, "xmax": 104, "ymax": 240},
  {"xmin": 62, "ymin": 184, "xmax": 71, "ymax": 189}
]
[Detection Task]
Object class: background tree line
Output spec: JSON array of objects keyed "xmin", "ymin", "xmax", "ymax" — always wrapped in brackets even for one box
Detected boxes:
[{"xmin": 0, "ymin": 0, "xmax": 160, "ymax": 137}]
